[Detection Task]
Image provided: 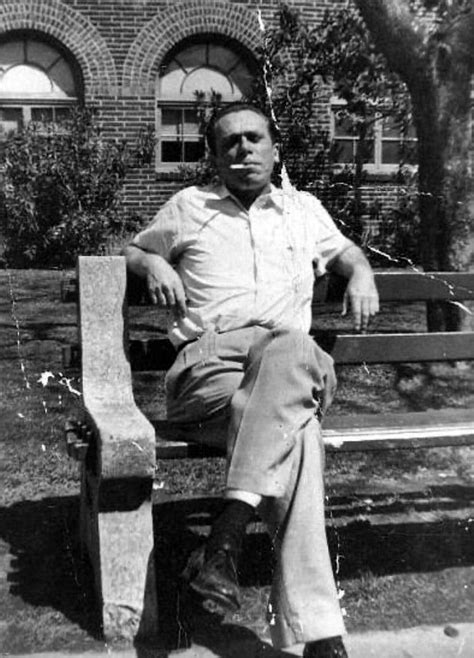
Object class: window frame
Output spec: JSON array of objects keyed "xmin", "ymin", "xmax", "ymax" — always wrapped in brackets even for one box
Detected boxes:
[
  {"xmin": 0, "ymin": 36, "xmax": 81, "ymax": 149},
  {"xmin": 330, "ymin": 99, "xmax": 417, "ymax": 176},
  {"xmin": 156, "ymin": 102, "xmax": 206, "ymax": 169},
  {"xmin": 155, "ymin": 40, "xmax": 254, "ymax": 173}
]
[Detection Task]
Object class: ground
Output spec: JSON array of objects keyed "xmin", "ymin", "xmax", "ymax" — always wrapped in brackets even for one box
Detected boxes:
[{"xmin": 0, "ymin": 269, "xmax": 473, "ymax": 654}]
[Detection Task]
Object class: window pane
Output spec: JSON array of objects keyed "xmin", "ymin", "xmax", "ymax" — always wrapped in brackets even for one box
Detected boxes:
[
  {"xmin": 209, "ymin": 46, "xmax": 239, "ymax": 71},
  {"xmin": 383, "ymin": 140, "xmax": 417, "ymax": 165},
  {"xmin": 1, "ymin": 64, "xmax": 53, "ymax": 94},
  {"xmin": 382, "ymin": 116, "xmax": 400, "ymax": 138},
  {"xmin": 231, "ymin": 63, "xmax": 254, "ymax": 98},
  {"xmin": 0, "ymin": 107, "xmax": 23, "ymax": 136},
  {"xmin": 383, "ymin": 116, "xmax": 417, "ymax": 140},
  {"xmin": 161, "ymin": 140, "xmax": 182, "ymax": 162},
  {"xmin": 333, "ymin": 138, "xmax": 375, "ymax": 164},
  {"xmin": 175, "ymin": 44, "xmax": 207, "ymax": 71},
  {"xmin": 361, "ymin": 139, "xmax": 375, "ymax": 163},
  {"xmin": 184, "ymin": 140, "xmax": 205, "ymax": 162},
  {"xmin": 54, "ymin": 106, "xmax": 72, "ymax": 122},
  {"xmin": 183, "ymin": 68, "xmax": 232, "ymax": 100},
  {"xmin": 31, "ymin": 107, "xmax": 54, "ymax": 122},
  {"xmin": 161, "ymin": 108, "xmax": 181, "ymax": 136},
  {"xmin": 334, "ymin": 114, "xmax": 356, "ymax": 137},
  {"xmin": 0, "ymin": 41, "xmax": 24, "ymax": 68},
  {"xmin": 382, "ymin": 140, "xmax": 417, "ymax": 165},
  {"xmin": 27, "ymin": 41, "xmax": 60, "ymax": 71},
  {"xmin": 49, "ymin": 59, "xmax": 76, "ymax": 97},
  {"xmin": 332, "ymin": 138, "xmax": 355, "ymax": 162},
  {"xmin": 183, "ymin": 109, "xmax": 199, "ymax": 135},
  {"xmin": 382, "ymin": 140, "xmax": 401, "ymax": 164}
]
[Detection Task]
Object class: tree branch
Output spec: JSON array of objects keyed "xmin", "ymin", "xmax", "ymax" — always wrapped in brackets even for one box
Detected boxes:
[
  {"xmin": 444, "ymin": 6, "xmax": 474, "ymax": 70},
  {"xmin": 353, "ymin": 0, "xmax": 428, "ymax": 86}
]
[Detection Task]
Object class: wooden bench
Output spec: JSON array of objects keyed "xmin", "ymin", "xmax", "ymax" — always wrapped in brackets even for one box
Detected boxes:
[{"xmin": 63, "ymin": 255, "xmax": 474, "ymax": 645}]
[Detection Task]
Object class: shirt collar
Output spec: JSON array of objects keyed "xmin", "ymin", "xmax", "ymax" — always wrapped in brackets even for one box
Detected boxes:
[{"xmin": 212, "ymin": 182, "xmax": 284, "ymax": 210}]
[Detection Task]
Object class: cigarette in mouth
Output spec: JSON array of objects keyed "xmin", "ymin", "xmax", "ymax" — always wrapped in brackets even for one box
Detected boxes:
[{"xmin": 230, "ymin": 164, "xmax": 250, "ymax": 169}]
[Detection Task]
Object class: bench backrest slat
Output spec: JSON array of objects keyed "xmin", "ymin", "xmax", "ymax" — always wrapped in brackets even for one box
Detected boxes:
[
  {"xmin": 62, "ymin": 260, "xmax": 474, "ymax": 370},
  {"xmin": 124, "ymin": 332, "xmax": 474, "ymax": 369},
  {"xmin": 63, "ymin": 269, "xmax": 474, "ymax": 305},
  {"xmin": 366, "ymin": 271, "xmax": 474, "ymax": 302}
]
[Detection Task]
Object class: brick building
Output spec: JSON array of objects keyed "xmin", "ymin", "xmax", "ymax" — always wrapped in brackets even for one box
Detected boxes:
[{"xmin": 0, "ymin": 0, "xmax": 418, "ymax": 229}]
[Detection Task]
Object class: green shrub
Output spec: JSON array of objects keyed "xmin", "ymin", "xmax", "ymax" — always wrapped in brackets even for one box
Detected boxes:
[{"xmin": 1, "ymin": 107, "xmax": 135, "ymax": 268}]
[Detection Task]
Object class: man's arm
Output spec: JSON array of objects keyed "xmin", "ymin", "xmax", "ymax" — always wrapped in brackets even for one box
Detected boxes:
[
  {"xmin": 328, "ymin": 243, "xmax": 379, "ymax": 332},
  {"xmin": 123, "ymin": 244, "xmax": 187, "ymax": 318}
]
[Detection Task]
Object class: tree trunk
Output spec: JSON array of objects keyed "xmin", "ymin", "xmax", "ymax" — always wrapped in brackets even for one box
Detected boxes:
[{"xmin": 354, "ymin": 0, "xmax": 474, "ymax": 331}]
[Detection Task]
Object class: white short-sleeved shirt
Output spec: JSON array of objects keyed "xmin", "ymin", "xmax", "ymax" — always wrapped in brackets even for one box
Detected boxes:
[{"xmin": 132, "ymin": 183, "xmax": 352, "ymax": 346}]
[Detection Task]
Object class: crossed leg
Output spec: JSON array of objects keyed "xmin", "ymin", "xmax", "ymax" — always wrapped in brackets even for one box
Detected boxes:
[{"xmin": 166, "ymin": 326, "xmax": 345, "ymax": 650}]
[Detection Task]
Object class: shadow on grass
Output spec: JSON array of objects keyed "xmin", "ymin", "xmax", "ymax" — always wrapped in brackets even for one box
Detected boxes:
[
  {"xmin": 150, "ymin": 495, "xmax": 474, "ymax": 652},
  {"xmin": 328, "ymin": 514, "xmax": 474, "ymax": 580},
  {"xmin": 0, "ymin": 495, "xmax": 102, "ymax": 642},
  {"xmin": 1, "ymin": 492, "xmax": 473, "ymax": 654}
]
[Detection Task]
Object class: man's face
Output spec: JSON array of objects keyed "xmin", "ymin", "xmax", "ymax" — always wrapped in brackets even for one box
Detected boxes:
[{"xmin": 212, "ymin": 110, "xmax": 279, "ymax": 197}]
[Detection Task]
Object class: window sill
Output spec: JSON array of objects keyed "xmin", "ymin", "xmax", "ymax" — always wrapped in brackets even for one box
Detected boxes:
[
  {"xmin": 155, "ymin": 169, "xmax": 190, "ymax": 181},
  {"xmin": 331, "ymin": 167, "xmax": 417, "ymax": 184}
]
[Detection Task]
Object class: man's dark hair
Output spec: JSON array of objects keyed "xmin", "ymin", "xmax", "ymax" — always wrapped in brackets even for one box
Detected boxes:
[{"xmin": 205, "ymin": 103, "xmax": 280, "ymax": 155}]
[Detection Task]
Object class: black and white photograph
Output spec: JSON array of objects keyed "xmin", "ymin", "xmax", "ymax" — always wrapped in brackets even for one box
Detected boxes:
[{"xmin": 1, "ymin": 2, "xmax": 473, "ymax": 657}]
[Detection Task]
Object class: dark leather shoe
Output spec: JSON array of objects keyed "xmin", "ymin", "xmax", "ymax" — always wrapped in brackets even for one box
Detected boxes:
[
  {"xmin": 303, "ymin": 636, "xmax": 348, "ymax": 658},
  {"xmin": 181, "ymin": 543, "xmax": 241, "ymax": 615}
]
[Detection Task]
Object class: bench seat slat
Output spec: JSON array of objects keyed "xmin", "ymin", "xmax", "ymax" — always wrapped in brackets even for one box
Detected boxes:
[
  {"xmin": 151, "ymin": 408, "xmax": 474, "ymax": 457},
  {"xmin": 323, "ymin": 408, "xmax": 474, "ymax": 450},
  {"xmin": 324, "ymin": 331, "xmax": 474, "ymax": 364}
]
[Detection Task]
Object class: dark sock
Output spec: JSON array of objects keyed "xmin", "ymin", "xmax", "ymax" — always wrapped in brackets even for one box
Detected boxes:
[
  {"xmin": 304, "ymin": 636, "xmax": 348, "ymax": 658},
  {"xmin": 206, "ymin": 499, "xmax": 255, "ymax": 559}
]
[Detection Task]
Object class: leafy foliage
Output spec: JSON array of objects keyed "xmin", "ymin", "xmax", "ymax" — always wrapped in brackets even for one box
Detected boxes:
[
  {"xmin": 251, "ymin": 4, "xmax": 418, "ymax": 262},
  {"xmin": 1, "ymin": 107, "xmax": 141, "ymax": 267}
]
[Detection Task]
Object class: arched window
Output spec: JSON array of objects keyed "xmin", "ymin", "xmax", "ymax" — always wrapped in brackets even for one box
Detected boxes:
[
  {"xmin": 0, "ymin": 36, "xmax": 81, "ymax": 144},
  {"xmin": 156, "ymin": 40, "xmax": 254, "ymax": 170}
]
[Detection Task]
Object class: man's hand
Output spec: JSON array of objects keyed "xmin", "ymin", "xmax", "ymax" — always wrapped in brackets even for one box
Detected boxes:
[
  {"xmin": 124, "ymin": 245, "xmax": 187, "ymax": 319},
  {"xmin": 342, "ymin": 271, "xmax": 379, "ymax": 333},
  {"xmin": 146, "ymin": 255, "xmax": 187, "ymax": 318},
  {"xmin": 329, "ymin": 242, "xmax": 379, "ymax": 333}
]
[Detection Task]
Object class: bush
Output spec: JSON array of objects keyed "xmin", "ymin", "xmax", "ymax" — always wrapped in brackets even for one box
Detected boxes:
[
  {"xmin": 372, "ymin": 202, "xmax": 421, "ymax": 268},
  {"xmin": 1, "ymin": 107, "xmax": 134, "ymax": 268}
]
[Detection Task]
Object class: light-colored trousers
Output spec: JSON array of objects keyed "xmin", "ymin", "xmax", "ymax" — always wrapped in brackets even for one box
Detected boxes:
[{"xmin": 165, "ymin": 326, "xmax": 345, "ymax": 649}]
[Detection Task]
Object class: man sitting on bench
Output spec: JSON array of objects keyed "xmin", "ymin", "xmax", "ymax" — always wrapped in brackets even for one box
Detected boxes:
[{"xmin": 124, "ymin": 103, "xmax": 379, "ymax": 658}]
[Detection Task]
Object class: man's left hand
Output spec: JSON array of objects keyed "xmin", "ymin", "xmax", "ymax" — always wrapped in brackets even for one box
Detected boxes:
[{"xmin": 342, "ymin": 272, "xmax": 379, "ymax": 333}]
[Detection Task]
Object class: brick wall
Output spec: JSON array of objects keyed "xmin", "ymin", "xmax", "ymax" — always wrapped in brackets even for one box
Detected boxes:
[{"xmin": 0, "ymin": 0, "xmax": 402, "ymax": 223}]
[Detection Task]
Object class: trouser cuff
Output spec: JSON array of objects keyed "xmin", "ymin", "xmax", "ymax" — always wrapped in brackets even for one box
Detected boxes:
[{"xmin": 269, "ymin": 609, "xmax": 346, "ymax": 650}]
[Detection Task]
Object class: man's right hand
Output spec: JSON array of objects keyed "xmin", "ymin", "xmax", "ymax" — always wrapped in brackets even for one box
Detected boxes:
[
  {"xmin": 124, "ymin": 246, "xmax": 187, "ymax": 319},
  {"xmin": 146, "ymin": 254, "xmax": 187, "ymax": 317}
]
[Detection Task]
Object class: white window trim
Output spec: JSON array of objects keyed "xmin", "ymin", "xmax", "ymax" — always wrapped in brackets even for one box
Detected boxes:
[
  {"xmin": 155, "ymin": 101, "xmax": 208, "ymax": 172},
  {"xmin": 0, "ymin": 38, "xmax": 79, "ymax": 147},
  {"xmin": 330, "ymin": 99, "xmax": 417, "ymax": 176}
]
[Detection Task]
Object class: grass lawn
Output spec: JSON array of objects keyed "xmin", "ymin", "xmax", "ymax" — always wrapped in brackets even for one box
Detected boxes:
[{"xmin": 1, "ymin": 269, "xmax": 474, "ymax": 653}]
